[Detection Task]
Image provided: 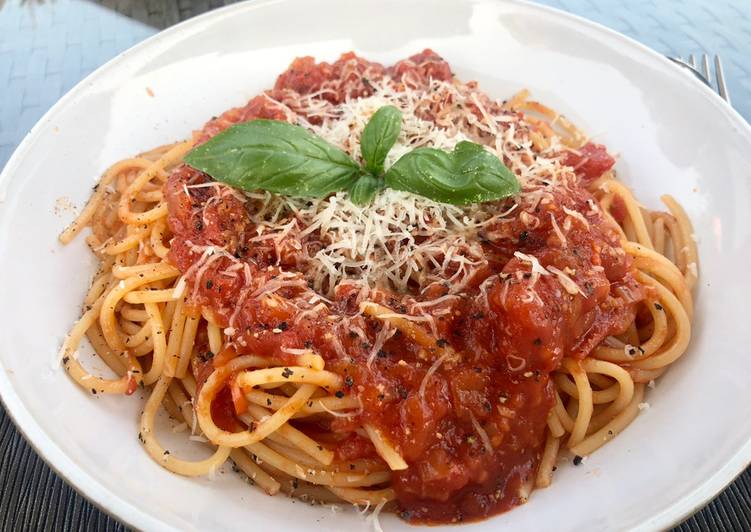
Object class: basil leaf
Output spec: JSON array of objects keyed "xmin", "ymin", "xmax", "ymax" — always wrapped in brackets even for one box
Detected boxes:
[
  {"xmin": 384, "ymin": 141, "xmax": 520, "ymax": 205},
  {"xmin": 360, "ymin": 106, "xmax": 402, "ymax": 175},
  {"xmin": 348, "ymin": 174, "xmax": 384, "ymax": 205},
  {"xmin": 184, "ymin": 120, "xmax": 361, "ymax": 197}
]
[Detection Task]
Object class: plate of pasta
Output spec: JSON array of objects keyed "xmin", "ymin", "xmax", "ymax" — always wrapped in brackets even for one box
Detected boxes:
[{"xmin": 1, "ymin": 0, "xmax": 751, "ymax": 531}]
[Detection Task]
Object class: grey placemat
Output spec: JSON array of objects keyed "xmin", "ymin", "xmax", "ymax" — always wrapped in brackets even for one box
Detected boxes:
[{"xmin": 1, "ymin": 0, "xmax": 750, "ymax": 530}]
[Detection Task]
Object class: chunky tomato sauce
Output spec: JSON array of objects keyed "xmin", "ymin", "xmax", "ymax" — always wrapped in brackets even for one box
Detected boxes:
[{"xmin": 165, "ymin": 51, "xmax": 639, "ymax": 523}]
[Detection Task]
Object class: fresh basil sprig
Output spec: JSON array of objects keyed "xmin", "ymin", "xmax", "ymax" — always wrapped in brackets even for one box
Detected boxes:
[
  {"xmin": 348, "ymin": 174, "xmax": 384, "ymax": 205},
  {"xmin": 184, "ymin": 106, "xmax": 520, "ymax": 206},
  {"xmin": 384, "ymin": 141, "xmax": 519, "ymax": 205},
  {"xmin": 360, "ymin": 106, "xmax": 402, "ymax": 175},
  {"xmin": 184, "ymin": 120, "xmax": 362, "ymax": 198}
]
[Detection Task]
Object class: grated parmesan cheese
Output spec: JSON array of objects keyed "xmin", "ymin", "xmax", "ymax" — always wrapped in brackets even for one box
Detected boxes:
[
  {"xmin": 367, "ymin": 323, "xmax": 396, "ymax": 368},
  {"xmin": 366, "ymin": 498, "xmax": 387, "ymax": 532},
  {"xmin": 418, "ymin": 352, "xmax": 450, "ymax": 401},
  {"xmin": 228, "ymin": 77, "xmax": 581, "ymax": 297},
  {"xmin": 469, "ymin": 412, "xmax": 494, "ymax": 455},
  {"xmin": 514, "ymin": 252, "xmax": 550, "ymax": 277},
  {"xmin": 549, "ymin": 213, "xmax": 567, "ymax": 248},
  {"xmin": 563, "ymin": 206, "xmax": 590, "ymax": 228},
  {"xmin": 546, "ymin": 266, "xmax": 587, "ymax": 297}
]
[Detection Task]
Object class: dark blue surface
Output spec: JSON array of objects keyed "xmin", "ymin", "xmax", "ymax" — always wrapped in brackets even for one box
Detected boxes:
[{"xmin": 1, "ymin": 0, "xmax": 750, "ymax": 530}]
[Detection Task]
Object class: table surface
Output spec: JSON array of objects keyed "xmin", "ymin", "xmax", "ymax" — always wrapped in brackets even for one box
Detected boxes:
[{"xmin": 1, "ymin": 0, "xmax": 751, "ymax": 530}]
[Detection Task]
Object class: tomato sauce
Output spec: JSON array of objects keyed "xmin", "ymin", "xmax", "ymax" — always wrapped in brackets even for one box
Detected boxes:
[
  {"xmin": 563, "ymin": 142, "xmax": 616, "ymax": 184},
  {"xmin": 164, "ymin": 50, "xmax": 642, "ymax": 523}
]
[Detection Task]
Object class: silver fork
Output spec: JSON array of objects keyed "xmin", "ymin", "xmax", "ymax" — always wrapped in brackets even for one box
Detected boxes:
[{"xmin": 668, "ymin": 53, "xmax": 730, "ymax": 104}]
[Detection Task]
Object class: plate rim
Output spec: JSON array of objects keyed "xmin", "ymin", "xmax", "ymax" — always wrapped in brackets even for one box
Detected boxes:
[{"xmin": 1, "ymin": 0, "xmax": 750, "ymax": 530}]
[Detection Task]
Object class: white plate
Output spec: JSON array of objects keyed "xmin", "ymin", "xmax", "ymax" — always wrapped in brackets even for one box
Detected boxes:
[{"xmin": 2, "ymin": 0, "xmax": 751, "ymax": 530}]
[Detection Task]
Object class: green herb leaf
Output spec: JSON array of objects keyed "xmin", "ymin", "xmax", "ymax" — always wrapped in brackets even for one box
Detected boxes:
[
  {"xmin": 360, "ymin": 106, "xmax": 402, "ymax": 175},
  {"xmin": 348, "ymin": 174, "xmax": 384, "ymax": 205},
  {"xmin": 384, "ymin": 141, "xmax": 520, "ymax": 205},
  {"xmin": 184, "ymin": 120, "xmax": 362, "ymax": 197}
]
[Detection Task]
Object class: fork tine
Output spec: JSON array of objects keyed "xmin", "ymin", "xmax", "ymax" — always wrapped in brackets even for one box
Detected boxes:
[
  {"xmin": 689, "ymin": 54, "xmax": 697, "ymax": 68},
  {"xmin": 714, "ymin": 55, "xmax": 731, "ymax": 104},
  {"xmin": 668, "ymin": 56, "xmax": 711, "ymax": 87},
  {"xmin": 701, "ymin": 53, "xmax": 712, "ymax": 84}
]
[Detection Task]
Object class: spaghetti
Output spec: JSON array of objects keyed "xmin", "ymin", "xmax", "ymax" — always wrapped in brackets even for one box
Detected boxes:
[{"xmin": 60, "ymin": 50, "xmax": 697, "ymax": 524}]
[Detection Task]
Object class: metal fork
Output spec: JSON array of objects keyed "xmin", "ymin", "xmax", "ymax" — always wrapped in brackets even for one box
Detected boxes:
[{"xmin": 668, "ymin": 53, "xmax": 730, "ymax": 104}]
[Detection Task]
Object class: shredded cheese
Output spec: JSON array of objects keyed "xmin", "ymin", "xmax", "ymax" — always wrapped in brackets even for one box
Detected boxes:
[
  {"xmin": 563, "ymin": 205, "xmax": 590, "ymax": 228},
  {"xmin": 319, "ymin": 401, "xmax": 359, "ymax": 418},
  {"xmin": 470, "ymin": 412, "xmax": 494, "ymax": 455},
  {"xmin": 549, "ymin": 213, "xmax": 567, "ymax": 248},
  {"xmin": 513, "ymin": 252, "xmax": 550, "ymax": 277},
  {"xmin": 366, "ymin": 498, "xmax": 387, "ymax": 532},
  {"xmin": 227, "ymin": 77, "xmax": 580, "ymax": 297},
  {"xmin": 367, "ymin": 323, "xmax": 396, "ymax": 368},
  {"xmin": 418, "ymin": 353, "xmax": 450, "ymax": 401},
  {"xmin": 546, "ymin": 266, "xmax": 587, "ymax": 297}
]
